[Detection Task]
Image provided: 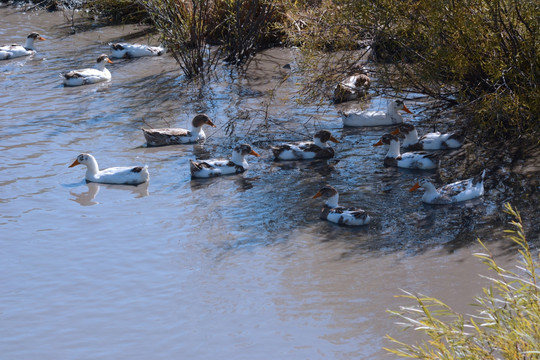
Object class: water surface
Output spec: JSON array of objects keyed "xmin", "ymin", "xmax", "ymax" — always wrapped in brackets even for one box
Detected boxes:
[{"xmin": 0, "ymin": 7, "xmax": 530, "ymax": 359}]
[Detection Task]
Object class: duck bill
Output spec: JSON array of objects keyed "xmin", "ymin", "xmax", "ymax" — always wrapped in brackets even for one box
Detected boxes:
[
  {"xmin": 107, "ymin": 59, "xmax": 114, "ymax": 64},
  {"xmin": 38, "ymin": 36, "xmax": 46, "ymax": 41},
  {"xmin": 329, "ymin": 136, "xmax": 340, "ymax": 143},
  {"xmin": 409, "ymin": 182, "xmax": 420, "ymax": 192},
  {"xmin": 390, "ymin": 128, "xmax": 400, "ymax": 135},
  {"xmin": 402, "ymin": 104, "xmax": 413, "ymax": 114},
  {"xmin": 373, "ymin": 140, "xmax": 384, "ymax": 147},
  {"xmin": 69, "ymin": 159, "xmax": 80, "ymax": 168},
  {"xmin": 312, "ymin": 191, "xmax": 323, "ymax": 199},
  {"xmin": 206, "ymin": 120, "xmax": 216, "ymax": 128},
  {"xmin": 249, "ymin": 150, "xmax": 260, "ymax": 157}
]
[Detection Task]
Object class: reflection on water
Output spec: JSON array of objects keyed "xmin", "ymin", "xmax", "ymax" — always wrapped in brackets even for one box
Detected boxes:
[
  {"xmin": 69, "ymin": 181, "xmax": 149, "ymax": 206},
  {"xmin": 0, "ymin": 7, "xmax": 533, "ymax": 360},
  {"xmin": 69, "ymin": 181, "xmax": 100, "ymax": 205},
  {"xmin": 189, "ymin": 174, "xmax": 259, "ymax": 192}
]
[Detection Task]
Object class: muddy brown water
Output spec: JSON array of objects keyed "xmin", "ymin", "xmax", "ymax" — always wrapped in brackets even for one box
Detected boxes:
[{"xmin": 0, "ymin": 6, "xmax": 535, "ymax": 359}]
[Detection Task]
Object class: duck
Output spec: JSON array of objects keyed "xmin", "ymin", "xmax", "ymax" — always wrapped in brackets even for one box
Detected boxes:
[
  {"xmin": 333, "ymin": 66, "xmax": 371, "ymax": 104},
  {"xmin": 391, "ymin": 123, "xmax": 464, "ymax": 151},
  {"xmin": 190, "ymin": 144, "xmax": 260, "ymax": 178},
  {"xmin": 271, "ymin": 130, "xmax": 340, "ymax": 160},
  {"xmin": 373, "ymin": 134, "xmax": 439, "ymax": 169},
  {"xmin": 69, "ymin": 153, "xmax": 149, "ymax": 185},
  {"xmin": 409, "ymin": 170, "xmax": 485, "ymax": 204},
  {"xmin": 61, "ymin": 54, "xmax": 113, "ymax": 86},
  {"xmin": 339, "ymin": 99, "xmax": 413, "ymax": 127},
  {"xmin": 142, "ymin": 114, "xmax": 216, "ymax": 146},
  {"xmin": 0, "ymin": 32, "xmax": 46, "ymax": 60},
  {"xmin": 312, "ymin": 185, "xmax": 371, "ymax": 226},
  {"xmin": 109, "ymin": 42, "xmax": 166, "ymax": 59}
]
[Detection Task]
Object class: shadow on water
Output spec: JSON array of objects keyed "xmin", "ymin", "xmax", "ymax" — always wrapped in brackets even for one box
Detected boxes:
[
  {"xmin": 185, "ymin": 148, "xmax": 498, "ymax": 258},
  {"xmin": 68, "ymin": 181, "xmax": 150, "ymax": 206}
]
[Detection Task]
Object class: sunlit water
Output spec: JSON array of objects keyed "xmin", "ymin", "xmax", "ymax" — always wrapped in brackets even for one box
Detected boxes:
[{"xmin": 0, "ymin": 6, "xmax": 533, "ymax": 359}]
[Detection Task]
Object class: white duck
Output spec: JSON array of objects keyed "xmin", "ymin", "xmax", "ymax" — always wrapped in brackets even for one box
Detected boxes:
[
  {"xmin": 190, "ymin": 144, "xmax": 260, "ymax": 178},
  {"xmin": 312, "ymin": 185, "xmax": 371, "ymax": 226},
  {"xmin": 340, "ymin": 99, "xmax": 413, "ymax": 127},
  {"xmin": 373, "ymin": 134, "xmax": 439, "ymax": 169},
  {"xmin": 0, "ymin": 32, "xmax": 46, "ymax": 60},
  {"xmin": 69, "ymin": 153, "xmax": 149, "ymax": 185},
  {"xmin": 392, "ymin": 123, "xmax": 464, "ymax": 151},
  {"xmin": 271, "ymin": 130, "xmax": 340, "ymax": 160},
  {"xmin": 142, "ymin": 114, "xmax": 216, "ymax": 146},
  {"xmin": 62, "ymin": 54, "xmax": 113, "ymax": 86},
  {"xmin": 409, "ymin": 170, "xmax": 486, "ymax": 204},
  {"xmin": 109, "ymin": 42, "xmax": 166, "ymax": 58}
]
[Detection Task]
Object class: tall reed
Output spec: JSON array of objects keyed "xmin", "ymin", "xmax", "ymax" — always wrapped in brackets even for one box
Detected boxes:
[{"xmin": 386, "ymin": 203, "xmax": 540, "ymax": 359}]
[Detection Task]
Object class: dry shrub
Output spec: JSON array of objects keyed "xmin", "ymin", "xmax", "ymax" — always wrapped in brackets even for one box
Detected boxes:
[
  {"xmin": 139, "ymin": 0, "xmax": 220, "ymax": 78},
  {"xmin": 140, "ymin": 0, "xmax": 283, "ymax": 78},
  {"xmin": 85, "ymin": 0, "xmax": 149, "ymax": 24}
]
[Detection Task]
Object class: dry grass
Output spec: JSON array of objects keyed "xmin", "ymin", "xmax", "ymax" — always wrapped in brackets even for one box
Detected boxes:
[{"xmin": 386, "ymin": 204, "xmax": 540, "ymax": 359}]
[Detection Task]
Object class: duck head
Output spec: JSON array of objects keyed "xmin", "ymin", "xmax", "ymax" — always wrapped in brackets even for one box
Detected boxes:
[
  {"xmin": 234, "ymin": 144, "xmax": 260, "ymax": 157},
  {"xmin": 409, "ymin": 178, "xmax": 435, "ymax": 192},
  {"xmin": 28, "ymin": 32, "xmax": 46, "ymax": 41},
  {"xmin": 24, "ymin": 32, "xmax": 46, "ymax": 49},
  {"xmin": 392, "ymin": 100, "xmax": 413, "ymax": 114},
  {"xmin": 373, "ymin": 133, "xmax": 399, "ymax": 147},
  {"xmin": 312, "ymin": 185, "xmax": 339, "ymax": 208},
  {"xmin": 69, "ymin": 153, "xmax": 95, "ymax": 168},
  {"xmin": 192, "ymin": 114, "xmax": 216, "ymax": 128},
  {"xmin": 392, "ymin": 123, "xmax": 415, "ymax": 136},
  {"xmin": 97, "ymin": 54, "xmax": 113, "ymax": 64},
  {"xmin": 314, "ymin": 130, "xmax": 339, "ymax": 147}
]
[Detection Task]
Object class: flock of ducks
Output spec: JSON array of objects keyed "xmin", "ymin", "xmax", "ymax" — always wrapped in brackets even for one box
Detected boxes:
[
  {"xmin": 2, "ymin": 32, "xmax": 486, "ymax": 226},
  {"xmin": 307, "ymin": 98, "xmax": 484, "ymax": 225}
]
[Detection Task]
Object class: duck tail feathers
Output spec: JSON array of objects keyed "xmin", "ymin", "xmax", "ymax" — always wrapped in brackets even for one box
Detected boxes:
[
  {"xmin": 473, "ymin": 169, "xmax": 486, "ymax": 186},
  {"xmin": 270, "ymin": 146, "xmax": 282, "ymax": 159},
  {"xmin": 189, "ymin": 159, "xmax": 205, "ymax": 175}
]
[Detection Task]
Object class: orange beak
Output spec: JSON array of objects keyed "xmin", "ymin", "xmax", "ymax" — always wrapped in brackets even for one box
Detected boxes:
[
  {"xmin": 107, "ymin": 59, "xmax": 114, "ymax": 64},
  {"xmin": 38, "ymin": 36, "xmax": 46, "ymax": 41},
  {"xmin": 312, "ymin": 191, "xmax": 323, "ymax": 199},
  {"xmin": 69, "ymin": 159, "xmax": 80, "ymax": 168},
  {"xmin": 250, "ymin": 150, "xmax": 260, "ymax": 157},
  {"xmin": 329, "ymin": 135, "xmax": 340, "ymax": 143},
  {"xmin": 373, "ymin": 140, "xmax": 384, "ymax": 147},
  {"xmin": 206, "ymin": 120, "xmax": 216, "ymax": 128},
  {"xmin": 391, "ymin": 128, "xmax": 400, "ymax": 135},
  {"xmin": 409, "ymin": 182, "xmax": 420, "ymax": 192},
  {"xmin": 402, "ymin": 104, "xmax": 413, "ymax": 114}
]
